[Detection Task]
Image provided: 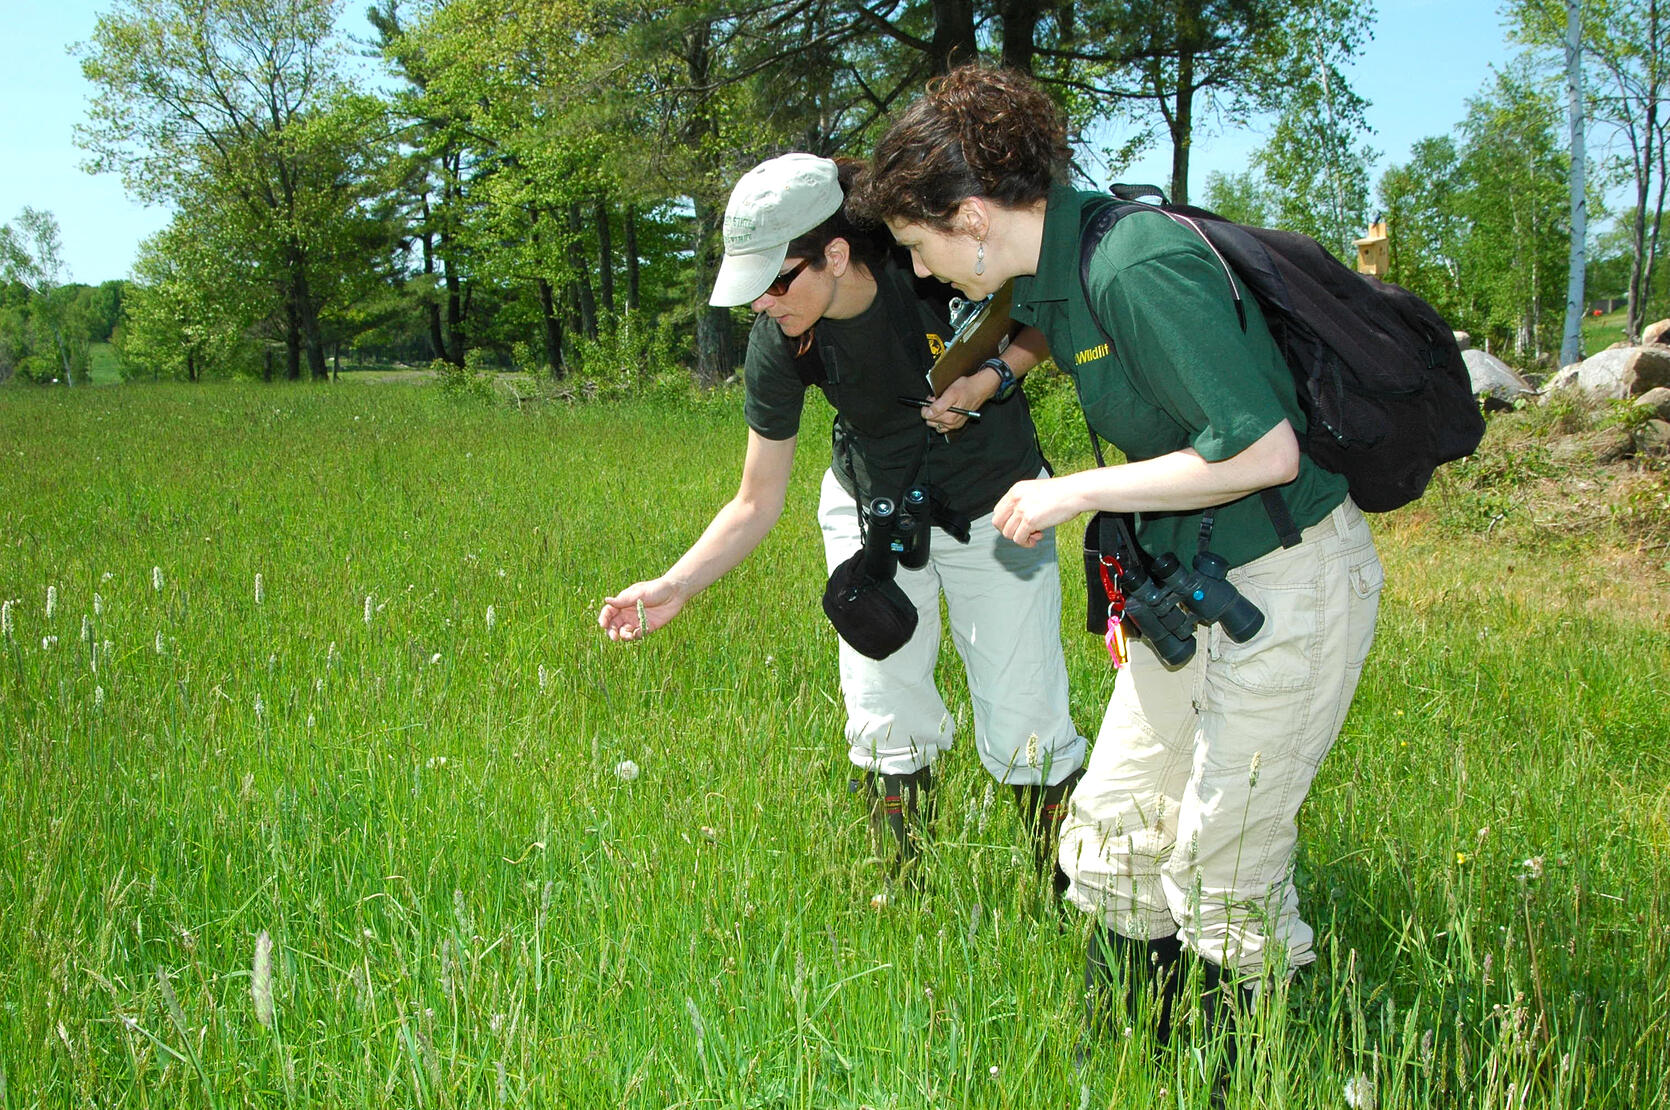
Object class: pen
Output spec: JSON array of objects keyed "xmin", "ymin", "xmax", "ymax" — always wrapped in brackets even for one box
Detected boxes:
[{"xmin": 897, "ymin": 396, "xmax": 982, "ymax": 420}]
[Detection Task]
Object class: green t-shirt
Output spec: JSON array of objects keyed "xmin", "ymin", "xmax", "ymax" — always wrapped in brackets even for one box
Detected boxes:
[
  {"xmin": 744, "ymin": 262, "xmax": 1045, "ymax": 518},
  {"xmin": 1010, "ymin": 185, "xmax": 1348, "ymax": 567}
]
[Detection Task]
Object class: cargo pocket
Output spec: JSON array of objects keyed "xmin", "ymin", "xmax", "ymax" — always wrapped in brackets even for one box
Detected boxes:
[
  {"xmin": 1346, "ymin": 552, "xmax": 1385, "ymax": 668},
  {"xmin": 1208, "ymin": 559, "xmax": 1324, "ymax": 695}
]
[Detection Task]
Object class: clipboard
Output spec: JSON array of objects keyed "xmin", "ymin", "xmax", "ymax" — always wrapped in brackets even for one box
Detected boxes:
[{"xmin": 927, "ymin": 280, "xmax": 1019, "ymax": 397}]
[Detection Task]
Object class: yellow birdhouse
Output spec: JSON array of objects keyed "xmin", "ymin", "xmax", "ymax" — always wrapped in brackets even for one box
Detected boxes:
[{"xmin": 1355, "ymin": 219, "xmax": 1389, "ymax": 277}]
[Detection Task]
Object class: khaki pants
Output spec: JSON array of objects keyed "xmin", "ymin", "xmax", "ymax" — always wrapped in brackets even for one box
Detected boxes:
[
  {"xmin": 1059, "ymin": 497, "xmax": 1383, "ymax": 973},
  {"xmin": 819, "ymin": 469, "xmax": 1086, "ymax": 787}
]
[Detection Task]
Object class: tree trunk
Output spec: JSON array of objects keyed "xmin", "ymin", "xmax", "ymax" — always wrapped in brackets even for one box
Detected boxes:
[
  {"xmin": 421, "ymin": 195, "xmax": 446, "ymax": 361},
  {"xmin": 691, "ymin": 192, "xmax": 735, "ymax": 387},
  {"xmin": 1170, "ymin": 51, "xmax": 1196, "ymax": 206},
  {"xmin": 930, "ymin": 0, "xmax": 979, "ymax": 72},
  {"xmin": 538, "ymin": 277, "xmax": 565, "ymax": 380},
  {"xmin": 285, "ymin": 298, "xmax": 303, "ymax": 381},
  {"xmin": 569, "ymin": 203, "xmax": 598, "ymax": 340},
  {"xmin": 594, "ymin": 195, "xmax": 616, "ymax": 321},
  {"xmin": 294, "ymin": 269, "xmax": 329, "ymax": 380},
  {"xmin": 1559, "ymin": 0, "xmax": 1586, "ymax": 367},
  {"xmin": 444, "ymin": 257, "xmax": 465, "ymax": 365},
  {"xmin": 998, "ymin": 0, "xmax": 1041, "ymax": 73},
  {"xmin": 625, "ymin": 204, "xmax": 641, "ymax": 312}
]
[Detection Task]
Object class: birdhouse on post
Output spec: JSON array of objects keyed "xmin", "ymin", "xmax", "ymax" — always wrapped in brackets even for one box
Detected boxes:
[{"xmin": 1355, "ymin": 218, "xmax": 1389, "ymax": 277}]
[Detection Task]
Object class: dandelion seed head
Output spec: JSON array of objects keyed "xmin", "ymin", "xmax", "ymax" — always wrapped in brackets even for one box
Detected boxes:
[
  {"xmin": 989, "ymin": 1065, "xmax": 1000, "ymax": 1078},
  {"xmin": 615, "ymin": 759, "xmax": 640, "ymax": 782},
  {"xmin": 1520, "ymin": 855, "xmax": 1544, "ymax": 882}
]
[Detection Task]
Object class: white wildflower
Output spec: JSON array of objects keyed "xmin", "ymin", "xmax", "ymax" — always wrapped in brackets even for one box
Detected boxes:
[
  {"xmin": 870, "ymin": 892, "xmax": 890, "ymax": 909},
  {"xmin": 363, "ymin": 596, "xmax": 373, "ymax": 626},
  {"xmin": 42, "ymin": 636, "xmax": 56, "ymax": 651},
  {"xmin": 253, "ymin": 695, "xmax": 265, "ymax": 720},
  {"xmin": 537, "ymin": 664, "xmax": 549, "ymax": 691},
  {"xmin": 1343, "ymin": 1074, "xmax": 1376, "ymax": 1109},
  {"xmin": 1, "ymin": 599, "xmax": 12, "ymax": 640},
  {"xmin": 615, "ymin": 760, "xmax": 640, "ymax": 782},
  {"xmin": 45, "ymin": 585, "xmax": 57, "ymax": 620},
  {"xmin": 430, "ymin": 652, "xmax": 441, "ymax": 665},
  {"xmin": 93, "ymin": 592, "xmax": 104, "ymax": 616},
  {"xmin": 485, "ymin": 605, "xmax": 496, "ymax": 630},
  {"xmin": 1520, "ymin": 855, "xmax": 1544, "ymax": 882},
  {"xmin": 155, "ymin": 631, "xmax": 165, "ymax": 655},
  {"xmin": 1249, "ymin": 751, "xmax": 1262, "ymax": 788},
  {"xmin": 989, "ymin": 1065, "xmax": 1000, "ymax": 1078},
  {"xmin": 426, "ymin": 756, "xmax": 448, "ymax": 770},
  {"xmin": 94, "ymin": 686, "xmax": 105, "ymax": 710},
  {"xmin": 306, "ymin": 713, "xmax": 315, "ymax": 730},
  {"xmin": 152, "ymin": 566, "xmax": 164, "ymax": 592},
  {"xmin": 252, "ymin": 930, "xmax": 275, "ymax": 1028},
  {"xmin": 254, "ymin": 573, "xmax": 264, "ymax": 605}
]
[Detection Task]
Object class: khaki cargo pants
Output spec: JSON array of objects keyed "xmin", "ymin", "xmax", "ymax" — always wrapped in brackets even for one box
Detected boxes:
[{"xmin": 1059, "ymin": 497, "xmax": 1383, "ymax": 973}]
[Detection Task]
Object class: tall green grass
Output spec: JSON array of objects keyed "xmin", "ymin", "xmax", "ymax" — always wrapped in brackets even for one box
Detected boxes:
[{"xmin": 1, "ymin": 383, "xmax": 1665, "ymax": 1108}]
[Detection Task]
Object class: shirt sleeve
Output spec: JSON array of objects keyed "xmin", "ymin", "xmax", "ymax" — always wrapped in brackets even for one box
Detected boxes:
[
  {"xmin": 1092, "ymin": 234, "xmax": 1296, "ymax": 462},
  {"xmin": 741, "ymin": 316, "xmax": 807, "ymax": 442}
]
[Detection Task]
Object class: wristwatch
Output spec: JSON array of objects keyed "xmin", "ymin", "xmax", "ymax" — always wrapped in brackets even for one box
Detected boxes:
[{"xmin": 981, "ymin": 356, "xmax": 1019, "ymax": 402}]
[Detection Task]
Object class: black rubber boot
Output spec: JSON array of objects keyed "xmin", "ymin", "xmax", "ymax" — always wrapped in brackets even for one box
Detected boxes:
[
  {"xmin": 1083, "ymin": 926, "xmax": 1185, "ymax": 1050},
  {"xmin": 1199, "ymin": 960, "xmax": 1259, "ymax": 1108},
  {"xmin": 1012, "ymin": 767, "xmax": 1085, "ymax": 899},
  {"xmin": 854, "ymin": 766, "xmax": 934, "ymax": 873}
]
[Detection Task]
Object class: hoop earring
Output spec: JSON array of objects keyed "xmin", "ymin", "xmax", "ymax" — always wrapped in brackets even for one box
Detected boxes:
[{"xmin": 975, "ymin": 240, "xmax": 986, "ymax": 276}]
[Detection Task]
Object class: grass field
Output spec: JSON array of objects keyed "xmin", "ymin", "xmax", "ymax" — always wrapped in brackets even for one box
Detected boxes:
[{"xmin": 1, "ymin": 382, "xmax": 1666, "ymax": 1108}]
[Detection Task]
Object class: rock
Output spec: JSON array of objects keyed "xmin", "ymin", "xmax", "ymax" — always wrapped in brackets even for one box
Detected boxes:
[
  {"xmin": 1550, "ymin": 425, "xmax": 1635, "ymax": 464},
  {"xmin": 1453, "ymin": 330, "xmax": 1472, "ymax": 351},
  {"xmin": 1606, "ymin": 340, "xmax": 1632, "ymax": 351},
  {"xmin": 1634, "ymin": 387, "xmax": 1670, "ymax": 421},
  {"xmin": 1643, "ymin": 318, "xmax": 1670, "ymax": 347},
  {"xmin": 1541, "ymin": 364, "xmax": 1581, "ymax": 398},
  {"xmin": 1635, "ymin": 419, "xmax": 1670, "ymax": 456},
  {"xmin": 1562, "ymin": 346, "xmax": 1670, "ymax": 400},
  {"xmin": 1462, "ymin": 349, "xmax": 1535, "ymax": 408}
]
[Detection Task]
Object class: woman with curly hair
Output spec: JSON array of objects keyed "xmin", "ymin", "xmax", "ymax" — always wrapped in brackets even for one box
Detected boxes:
[{"xmin": 854, "ymin": 65, "xmax": 1384, "ymax": 1069}]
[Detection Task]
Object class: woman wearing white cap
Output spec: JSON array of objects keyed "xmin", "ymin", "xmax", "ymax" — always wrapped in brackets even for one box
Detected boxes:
[{"xmin": 598, "ymin": 154, "xmax": 1086, "ymax": 884}]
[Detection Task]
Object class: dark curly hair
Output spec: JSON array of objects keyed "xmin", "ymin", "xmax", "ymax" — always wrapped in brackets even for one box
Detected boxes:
[
  {"xmin": 852, "ymin": 64, "xmax": 1069, "ymax": 229},
  {"xmin": 787, "ymin": 158, "xmax": 894, "ymax": 274}
]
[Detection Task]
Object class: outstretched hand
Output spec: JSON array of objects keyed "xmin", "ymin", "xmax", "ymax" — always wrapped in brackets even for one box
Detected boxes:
[{"xmin": 597, "ymin": 578, "xmax": 687, "ymax": 642}]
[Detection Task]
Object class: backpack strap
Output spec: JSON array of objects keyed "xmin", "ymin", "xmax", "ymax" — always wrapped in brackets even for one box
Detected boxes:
[{"xmin": 1079, "ymin": 191, "xmax": 1302, "ymax": 550}]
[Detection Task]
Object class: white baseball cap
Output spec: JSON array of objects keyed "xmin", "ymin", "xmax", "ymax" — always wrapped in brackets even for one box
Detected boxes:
[{"xmin": 709, "ymin": 154, "xmax": 844, "ymax": 307}]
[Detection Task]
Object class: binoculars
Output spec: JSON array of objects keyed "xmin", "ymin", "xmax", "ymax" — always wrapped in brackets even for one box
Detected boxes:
[
  {"xmin": 1120, "ymin": 551, "xmax": 1265, "ymax": 667},
  {"xmin": 861, "ymin": 488, "xmax": 931, "ymax": 582}
]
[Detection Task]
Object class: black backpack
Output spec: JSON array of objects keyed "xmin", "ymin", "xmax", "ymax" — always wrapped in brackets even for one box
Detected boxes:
[{"xmin": 1079, "ymin": 186, "xmax": 1484, "ymax": 522}]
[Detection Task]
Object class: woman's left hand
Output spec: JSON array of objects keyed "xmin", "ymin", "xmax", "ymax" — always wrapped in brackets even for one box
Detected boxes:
[{"xmin": 993, "ymin": 477, "xmax": 1077, "ymax": 547}]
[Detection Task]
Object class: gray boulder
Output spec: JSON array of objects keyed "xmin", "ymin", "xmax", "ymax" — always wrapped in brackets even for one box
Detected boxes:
[
  {"xmin": 1634, "ymin": 387, "xmax": 1670, "ymax": 421},
  {"xmin": 1554, "ymin": 346, "xmax": 1670, "ymax": 400},
  {"xmin": 1635, "ymin": 419, "xmax": 1670, "ymax": 456},
  {"xmin": 1642, "ymin": 318, "xmax": 1670, "ymax": 347},
  {"xmin": 1550, "ymin": 425, "xmax": 1634, "ymax": 464},
  {"xmin": 1453, "ymin": 330, "xmax": 1472, "ymax": 351},
  {"xmin": 1462, "ymin": 348, "xmax": 1535, "ymax": 407}
]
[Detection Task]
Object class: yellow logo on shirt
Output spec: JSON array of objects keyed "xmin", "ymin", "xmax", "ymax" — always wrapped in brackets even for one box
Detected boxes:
[
  {"xmin": 1075, "ymin": 343, "xmax": 1110, "ymax": 365},
  {"xmin": 927, "ymin": 332, "xmax": 946, "ymax": 359}
]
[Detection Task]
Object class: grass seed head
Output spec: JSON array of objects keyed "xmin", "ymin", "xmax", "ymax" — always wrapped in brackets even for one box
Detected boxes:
[
  {"xmin": 1343, "ymin": 1073, "xmax": 1376, "ymax": 1109},
  {"xmin": 254, "ymin": 573, "xmax": 264, "ymax": 605},
  {"xmin": 1, "ymin": 599, "xmax": 12, "ymax": 640},
  {"xmin": 252, "ymin": 930, "xmax": 274, "ymax": 1028},
  {"xmin": 45, "ymin": 585, "xmax": 56, "ymax": 620},
  {"xmin": 152, "ymin": 566, "xmax": 163, "ymax": 592}
]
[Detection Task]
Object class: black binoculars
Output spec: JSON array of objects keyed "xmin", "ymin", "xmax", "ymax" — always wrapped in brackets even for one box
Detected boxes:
[
  {"xmin": 1120, "ymin": 551, "xmax": 1265, "ymax": 667},
  {"xmin": 861, "ymin": 488, "xmax": 931, "ymax": 582}
]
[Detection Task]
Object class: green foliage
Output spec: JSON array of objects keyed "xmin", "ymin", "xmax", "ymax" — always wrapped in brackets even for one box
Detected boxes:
[
  {"xmin": 432, "ymin": 348, "xmax": 497, "ymax": 405},
  {"xmin": 569, "ymin": 310, "xmax": 684, "ymax": 394}
]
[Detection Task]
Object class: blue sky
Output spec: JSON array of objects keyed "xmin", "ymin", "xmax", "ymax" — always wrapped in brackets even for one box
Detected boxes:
[{"xmin": 3, "ymin": 0, "xmax": 1519, "ymax": 285}]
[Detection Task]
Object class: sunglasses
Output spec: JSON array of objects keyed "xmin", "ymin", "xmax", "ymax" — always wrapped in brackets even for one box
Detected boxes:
[{"xmin": 765, "ymin": 258, "xmax": 812, "ymax": 297}]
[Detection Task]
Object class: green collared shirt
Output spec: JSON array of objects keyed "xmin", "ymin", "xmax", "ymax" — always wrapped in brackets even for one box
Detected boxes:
[{"xmin": 1011, "ymin": 185, "xmax": 1347, "ymax": 567}]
